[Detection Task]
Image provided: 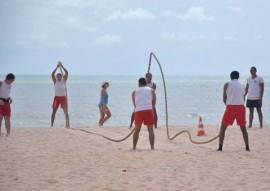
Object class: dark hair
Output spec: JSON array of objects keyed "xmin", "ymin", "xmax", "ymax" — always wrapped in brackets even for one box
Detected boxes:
[
  {"xmin": 230, "ymin": 71, "xmax": 239, "ymax": 80},
  {"xmin": 250, "ymin": 66, "xmax": 257, "ymax": 71},
  {"xmin": 138, "ymin": 77, "xmax": 147, "ymax": 86},
  {"xmin": 145, "ymin": 73, "xmax": 152, "ymax": 78},
  {"xmin": 6, "ymin": 73, "xmax": 15, "ymax": 81}
]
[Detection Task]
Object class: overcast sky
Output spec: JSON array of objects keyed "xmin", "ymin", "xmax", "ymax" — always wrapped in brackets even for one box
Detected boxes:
[{"xmin": 1, "ymin": 0, "xmax": 270, "ymax": 75}]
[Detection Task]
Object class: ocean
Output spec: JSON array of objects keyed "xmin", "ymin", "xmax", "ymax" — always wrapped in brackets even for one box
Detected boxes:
[{"xmin": 1, "ymin": 74, "xmax": 269, "ymax": 128}]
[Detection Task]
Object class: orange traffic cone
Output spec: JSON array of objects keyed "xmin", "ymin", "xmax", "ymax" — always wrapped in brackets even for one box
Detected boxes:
[{"xmin": 197, "ymin": 116, "xmax": 206, "ymax": 136}]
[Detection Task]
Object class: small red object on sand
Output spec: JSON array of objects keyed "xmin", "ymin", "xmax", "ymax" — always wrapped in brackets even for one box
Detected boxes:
[{"xmin": 122, "ymin": 169, "xmax": 127, "ymax": 172}]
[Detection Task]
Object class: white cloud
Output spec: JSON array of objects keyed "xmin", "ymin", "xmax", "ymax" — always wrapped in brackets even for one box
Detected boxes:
[
  {"xmin": 161, "ymin": 10, "xmax": 176, "ymax": 17},
  {"xmin": 224, "ymin": 36, "xmax": 239, "ymax": 41},
  {"xmin": 93, "ymin": 34, "xmax": 123, "ymax": 46},
  {"xmin": 66, "ymin": 16, "xmax": 101, "ymax": 33},
  {"xmin": 253, "ymin": 35, "xmax": 263, "ymax": 41},
  {"xmin": 106, "ymin": 11, "xmax": 122, "ymax": 21},
  {"xmin": 226, "ymin": 6, "xmax": 243, "ymax": 12},
  {"xmin": 122, "ymin": 8, "xmax": 155, "ymax": 20},
  {"xmin": 179, "ymin": 6, "xmax": 213, "ymax": 21},
  {"xmin": 106, "ymin": 8, "xmax": 155, "ymax": 21},
  {"xmin": 52, "ymin": 0, "xmax": 83, "ymax": 7},
  {"xmin": 163, "ymin": 6, "xmax": 213, "ymax": 21},
  {"xmin": 17, "ymin": 32, "xmax": 69, "ymax": 48},
  {"xmin": 252, "ymin": 35, "xmax": 270, "ymax": 41},
  {"xmin": 162, "ymin": 32, "xmax": 204, "ymax": 42}
]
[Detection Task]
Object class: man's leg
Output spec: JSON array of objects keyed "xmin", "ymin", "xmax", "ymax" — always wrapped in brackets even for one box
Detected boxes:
[
  {"xmin": 147, "ymin": 125, "xmax": 155, "ymax": 150},
  {"xmin": 256, "ymin": 108, "xmax": 263, "ymax": 128},
  {"xmin": 217, "ymin": 124, "xmax": 228, "ymax": 151},
  {"xmin": 153, "ymin": 108, "xmax": 158, "ymax": 129},
  {"xmin": 0, "ymin": 115, "xmax": 3, "ymax": 136},
  {"xmin": 98, "ymin": 106, "xmax": 105, "ymax": 126},
  {"xmin": 101, "ymin": 107, "xmax": 111, "ymax": 125},
  {"xmin": 4, "ymin": 116, "xmax": 11, "ymax": 137},
  {"xmin": 248, "ymin": 108, "xmax": 254, "ymax": 128},
  {"xmin": 133, "ymin": 125, "xmax": 141, "ymax": 150},
  {"xmin": 240, "ymin": 126, "xmax": 249, "ymax": 151},
  {"xmin": 63, "ymin": 106, "xmax": 69, "ymax": 128},
  {"xmin": 51, "ymin": 108, "xmax": 58, "ymax": 127}
]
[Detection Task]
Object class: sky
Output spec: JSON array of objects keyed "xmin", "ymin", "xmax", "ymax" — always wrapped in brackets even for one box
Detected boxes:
[{"xmin": 0, "ymin": 0, "xmax": 270, "ymax": 75}]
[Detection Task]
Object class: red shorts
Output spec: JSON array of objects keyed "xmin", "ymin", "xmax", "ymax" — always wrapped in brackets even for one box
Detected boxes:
[
  {"xmin": 135, "ymin": 109, "xmax": 154, "ymax": 126},
  {"xmin": 0, "ymin": 104, "xmax": 11, "ymax": 117},
  {"xmin": 52, "ymin": 96, "xmax": 67, "ymax": 109},
  {"xmin": 222, "ymin": 105, "xmax": 246, "ymax": 126}
]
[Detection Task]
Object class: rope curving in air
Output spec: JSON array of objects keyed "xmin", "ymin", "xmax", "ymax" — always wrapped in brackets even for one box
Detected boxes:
[{"xmin": 71, "ymin": 52, "xmax": 219, "ymax": 144}]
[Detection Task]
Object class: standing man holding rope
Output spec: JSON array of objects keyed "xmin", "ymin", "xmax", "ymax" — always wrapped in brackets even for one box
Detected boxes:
[
  {"xmin": 129, "ymin": 73, "xmax": 158, "ymax": 128},
  {"xmin": 217, "ymin": 71, "xmax": 249, "ymax": 151},
  {"xmin": 132, "ymin": 77, "xmax": 156, "ymax": 150},
  {"xmin": 51, "ymin": 61, "xmax": 69, "ymax": 128}
]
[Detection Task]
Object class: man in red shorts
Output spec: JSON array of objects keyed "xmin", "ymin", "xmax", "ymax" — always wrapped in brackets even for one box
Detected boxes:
[
  {"xmin": 132, "ymin": 77, "xmax": 156, "ymax": 150},
  {"xmin": 217, "ymin": 71, "xmax": 249, "ymax": 151},
  {"xmin": 51, "ymin": 61, "xmax": 69, "ymax": 128},
  {"xmin": 0, "ymin": 73, "xmax": 15, "ymax": 137}
]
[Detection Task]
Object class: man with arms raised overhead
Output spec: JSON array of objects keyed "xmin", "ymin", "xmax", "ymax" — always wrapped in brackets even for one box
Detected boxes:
[{"xmin": 51, "ymin": 61, "xmax": 69, "ymax": 128}]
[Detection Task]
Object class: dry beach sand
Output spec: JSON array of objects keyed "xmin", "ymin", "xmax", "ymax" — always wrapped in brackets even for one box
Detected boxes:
[{"xmin": 1, "ymin": 124, "xmax": 270, "ymax": 191}]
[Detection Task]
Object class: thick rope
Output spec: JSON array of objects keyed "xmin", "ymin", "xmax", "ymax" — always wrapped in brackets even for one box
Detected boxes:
[
  {"xmin": 70, "ymin": 52, "xmax": 219, "ymax": 144},
  {"xmin": 70, "ymin": 127, "xmax": 135, "ymax": 142},
  {"xmin": 148, "ymin": 52, "xmax": 219, "ymax": 144}
]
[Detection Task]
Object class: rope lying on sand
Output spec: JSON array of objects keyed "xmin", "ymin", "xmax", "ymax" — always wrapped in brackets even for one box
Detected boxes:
[
  {"xmin": 71, "ymin": 127, "xmax": 135, "ymax": 142},
  {"xmin": 71, "ymin": 52, "xmax": 219, "ymax": 144}
]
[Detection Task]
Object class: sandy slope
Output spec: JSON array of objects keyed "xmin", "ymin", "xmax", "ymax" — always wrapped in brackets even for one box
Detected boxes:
[{"xmin": 1, "ymin": 124, "xmax": 270, "ymax": 191}]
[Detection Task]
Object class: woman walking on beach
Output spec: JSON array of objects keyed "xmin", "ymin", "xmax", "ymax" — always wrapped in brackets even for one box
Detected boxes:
[{"xmin": 98, "ymin": 82, "xmax": 111, "ymax": 126}]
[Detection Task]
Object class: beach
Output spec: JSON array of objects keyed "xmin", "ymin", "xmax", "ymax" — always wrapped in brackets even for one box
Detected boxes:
[
  {"xmin": 5, "ymin": 75, "xmax": 270, "ymax": 127},
  {"xmin": 1, "ymin": 125, "xmax": 270, "ymax": 191}
]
